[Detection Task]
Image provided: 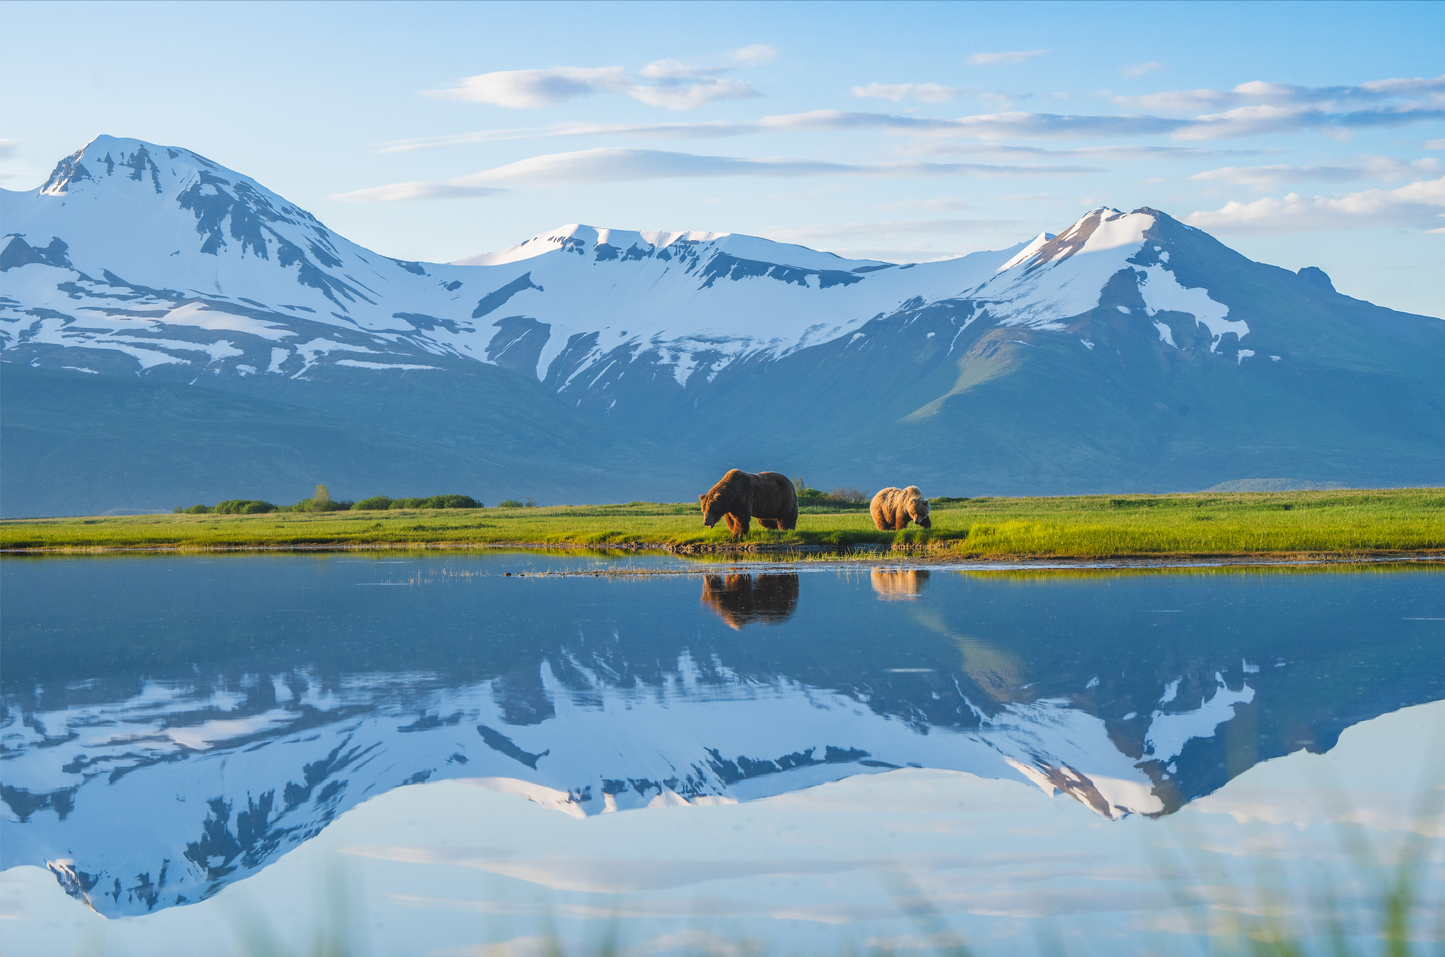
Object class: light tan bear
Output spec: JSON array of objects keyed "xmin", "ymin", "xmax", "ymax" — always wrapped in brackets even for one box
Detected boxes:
[{"xmin": 870, "ymin": 486, "xmax": 931, "ymax": 531}]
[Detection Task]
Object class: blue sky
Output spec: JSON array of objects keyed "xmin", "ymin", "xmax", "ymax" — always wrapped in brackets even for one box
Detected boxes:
[{"xmin": 3, "ymin": 0, "xmax": 1442, "ymax": 314}]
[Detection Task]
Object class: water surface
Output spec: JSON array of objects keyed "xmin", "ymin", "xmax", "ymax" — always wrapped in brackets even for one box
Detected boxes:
[{"xmin": 2, "ymin": 554, "xmax": 1442, "ymax": 952}]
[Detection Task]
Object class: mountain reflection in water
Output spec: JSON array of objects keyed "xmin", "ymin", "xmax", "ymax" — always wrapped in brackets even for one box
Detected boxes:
[
  {"xmin": 700, "ymin": 573, "xmax": 799, "ymax": 628},
  {"xmin": 1, "ymin": 555, "xmax": 1441, "ymax": 918}
]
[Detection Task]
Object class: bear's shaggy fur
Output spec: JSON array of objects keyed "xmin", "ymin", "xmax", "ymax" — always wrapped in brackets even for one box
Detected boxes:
[
  {"xmin": 698, "ymin": 469, "xmax": 798, "ymax": 537},
  {"xmin": 870, "ymin": 486, "xmax": 932, "ymax": 531}
]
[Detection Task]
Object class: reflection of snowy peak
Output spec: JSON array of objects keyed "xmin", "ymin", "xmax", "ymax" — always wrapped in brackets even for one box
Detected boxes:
[{"xmin": 4, "ymin": 649, "xmax": 1251, "ymax": 917}]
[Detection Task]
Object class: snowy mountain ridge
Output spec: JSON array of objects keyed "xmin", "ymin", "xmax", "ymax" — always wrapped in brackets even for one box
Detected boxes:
[{"xmin": 3, "ymin": 135, "xmax": 1249, "ymax": 388}]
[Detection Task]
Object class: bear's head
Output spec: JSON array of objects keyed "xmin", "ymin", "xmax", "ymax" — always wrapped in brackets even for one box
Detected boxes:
[
  {"xmin": 699, "ymin": 492, "xmax": 725, "ymax": 527},
  {"xmin": 904, "ymin": 486, "xmax": 931, "ymax": 528},
  {"xmin": 699, "ymin": 470, "xmax": 744, "ymax": 527}
]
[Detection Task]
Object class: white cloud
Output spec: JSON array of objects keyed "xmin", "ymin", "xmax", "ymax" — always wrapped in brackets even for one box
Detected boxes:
[
  {"xmin": 335, "ymin": 148, "xmax": 1097, "ymax": 201},
  {"xmin": 968, "ymin": 50, "xmax": 1050, "ymax": 66},
  {"xmin": 731, "ymin": 44, "xmax": 778, "ymax": 65},
  {"xmin": 1122, "ymin": 62, "xmax": 1166, "ymax": 78},
  {"xmin": 852, "ymin": 83, "xmax": 961, "ymax": 103},
  {"xmin": 638, "ymin": 59, "xmax": 727, "ymax": 81},
  {"xmin": 426, "ymin": 67, "xmax": 628, "ymax": 108},
  {"xmin": 424, "ymin": 65, "xmax": 758, "ymax": 111},
  {"xmin": 0, "ymin": 139, "xmax": 18, "ymax": 160},
  {"xmin": 1426, "ymin": 139, "xmax": 1445, "ymax": 150},
  {"xmin": 1184, "ymin": 175, "xmax": 1445, "ymax": 234},
  {"xmin": 1190, "ymin": 156, "xmax": 1440, "ymax": 190},
  {"xmin": 330, "ymin": 182, "xmax": 506, "ymax": 202},
  {"xmin": 628, "ymin": 79, "xmax": 758, "ymax": 110}
]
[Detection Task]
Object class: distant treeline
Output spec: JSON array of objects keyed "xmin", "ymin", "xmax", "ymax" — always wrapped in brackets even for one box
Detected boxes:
[{"xmin": 175, "ymin": 485, "xmax": 499, "ymax": 514}]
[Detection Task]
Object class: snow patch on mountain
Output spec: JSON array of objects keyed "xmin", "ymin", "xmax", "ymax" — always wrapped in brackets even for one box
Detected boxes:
[{"xmin": 1136, "ymin": 263, "xmax": 1245, "ymax": 352}]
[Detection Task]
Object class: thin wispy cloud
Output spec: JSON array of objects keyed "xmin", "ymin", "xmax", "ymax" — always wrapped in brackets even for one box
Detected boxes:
[
  {"xmin": 375, "ymin": 111, "xmax": 966, "ymax": 153},
  {"xmin": 899, "ymin": 142, "xmax": 1264, "ymax": 161},
  {"xmin": 1190, "ymin": 156, "xmax": 1440, "ymax": 190},
  {"xmin": 875, "ymin": 196, "xmax": 980, "ymax": 212},
  {"xmin": 332, "ymin": 182, "xmax": 507, "ymax": 202},
  {"xmin": 969, "ymin": 50, "xmax": 1050, "ymax": 66},
  {"xmin": 1114, "ymin": 75, "xmax": 1445, "ymax": 112},
  {"xmin": 1185, "ymin": 175, "xmax": 1445, "ymax": 233},
  {"xmin": 426, "ymin": 67, "xmax": 628, "ymax": 109},
  {"xmin": 0, "ymin": 139, "xmax": 19, "ymax": 160},
  {"xmin": 1122, "ymin": 62, "xmax": 1165, "ymax": 78},
  {"xmin": 731, "ymin": 44, "xmax": 779, "ymax": 65},
  {"xmin": 424, "ymin": 58, "xmax": 765, "ymax": 111},
  {"xmin": 852, "ymin": 83, "xmax": 962, "ymax": 103},
  {"xmin": 332, "ymin": 147, "xmax": 1097, "ymax": 201}
]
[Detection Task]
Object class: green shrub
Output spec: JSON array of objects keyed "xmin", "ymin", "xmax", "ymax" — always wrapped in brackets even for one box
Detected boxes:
[
  {"xmin": 285, "ymin": 497, "xmax": 352, "ymax": 513},
  {"xmin": 181, "ymin": 504, "xmax": 210, "ymax": 514},
  {"xmin": 930, "ymin": 496, "xmax": 970, "ymax": 505},
  {"xmin": 498, "ymin": 499, "xmax": 523, "ymax": 508},
  {"xmin": 796, "ymin": 487, "xmax": 830, "ymax": 507},
  {"xmin": 213, "ymin": 499, "xmax": 276, "ymax": 515},
  {"xmin": 426, "ymin": 494, "xmax": 481, "ymax": 509},
  {"xmin": 354, "ymin": 496, "xmax": 394, "ymax": 510}
]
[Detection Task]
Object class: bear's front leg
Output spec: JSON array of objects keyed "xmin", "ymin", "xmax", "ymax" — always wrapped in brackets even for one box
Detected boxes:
[{"xmin": 725, "ymin": 511, "xmax": 751, "ymax": 536}]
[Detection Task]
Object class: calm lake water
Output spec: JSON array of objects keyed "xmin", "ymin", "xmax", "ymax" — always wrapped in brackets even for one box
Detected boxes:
[{"xmin": 2, "ymin": 554, "xmax": 1442, "ymax": 955}]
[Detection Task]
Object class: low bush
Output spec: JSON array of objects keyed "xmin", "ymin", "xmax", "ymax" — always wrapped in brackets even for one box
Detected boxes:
[
  {"xmin": 498, "ymin": 499, "xmax": 523, "ymax": 508},
  {"xmin": 284, "ymin": 498, "xmax": 353, "ymax": 513},
  {"xmin": 353, "ymin": 496, "xmax": 393, "ymax": 511},
  {"xmin": 213, "ymin": 499, "xmax": 276, "ymax": 514},
  {"xmin": 930, "ymin": 496, "xmax": 970, "ymax": 505},
  {"xmin": 796, "ymin": 487, "xmax": 830, "ymax": 507}
]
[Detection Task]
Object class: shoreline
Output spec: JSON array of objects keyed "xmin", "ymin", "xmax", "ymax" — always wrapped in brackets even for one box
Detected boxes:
[{"xmin": 2, "ymin": 540, "xmax": 1442, "ymax": 569}]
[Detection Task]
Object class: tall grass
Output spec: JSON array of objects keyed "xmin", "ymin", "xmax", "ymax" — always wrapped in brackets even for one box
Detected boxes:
[{"xmin": 2, "ymin": 488, "xmax": 1442, "ymax": 557}]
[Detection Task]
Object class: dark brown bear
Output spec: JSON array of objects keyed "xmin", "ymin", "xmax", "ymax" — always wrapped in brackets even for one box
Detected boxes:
[
  {"xmin": 870, "ymin": 486, "xmax": 932, "ymax": 530},
  {"xmin": 698, "ymin": 469, "xmax": 798, "ymax": 536}
]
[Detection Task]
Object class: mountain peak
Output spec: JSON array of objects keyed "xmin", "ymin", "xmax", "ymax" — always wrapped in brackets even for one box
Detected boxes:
[{"xmin": 39, "ymin": 135, "xmax": 221, "ymax": 197}]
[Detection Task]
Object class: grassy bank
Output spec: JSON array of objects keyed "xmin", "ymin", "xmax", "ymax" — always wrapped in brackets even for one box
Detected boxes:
[{"xmin": 3, "ymin": 487, "xmax": 1443, "ymax": 558}]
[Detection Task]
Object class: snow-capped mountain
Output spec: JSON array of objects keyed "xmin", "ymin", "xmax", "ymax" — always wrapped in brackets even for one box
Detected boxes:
[
  {"xmin": 3, "ymin": 136, "xmax": 1444, "ymax": 515},
  {"xmin": 0, "ymin": 136, "xmax": 1246, "ymax": 387}
]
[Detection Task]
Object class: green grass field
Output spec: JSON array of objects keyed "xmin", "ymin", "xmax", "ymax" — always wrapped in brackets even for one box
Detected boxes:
[{"xmin": 3, "ymin": 487, "xmax": 1442, "ymax": 558}]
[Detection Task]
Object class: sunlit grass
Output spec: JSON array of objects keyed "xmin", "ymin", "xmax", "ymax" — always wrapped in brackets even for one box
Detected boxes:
[{"xmin": 2, "ymin": 488, "xmax": 1442, "ymax": 557}]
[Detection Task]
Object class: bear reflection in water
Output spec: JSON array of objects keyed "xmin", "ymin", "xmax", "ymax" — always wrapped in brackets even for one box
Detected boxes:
[
  {"xmin": 870, "ymin": 568, "xmax": 931, "ymax": 600},
  {"xmin": 700, "ymin": 573, "xmax": 801, "ymax": 629}
]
